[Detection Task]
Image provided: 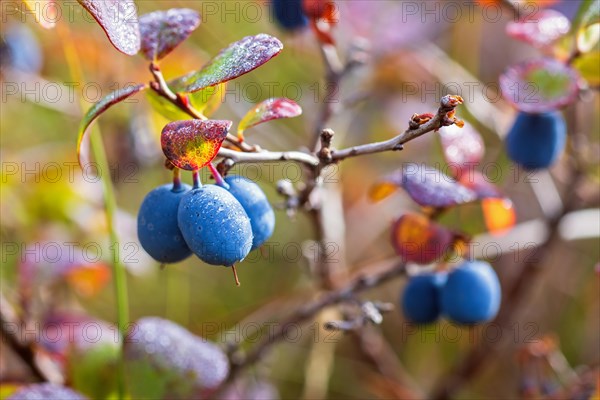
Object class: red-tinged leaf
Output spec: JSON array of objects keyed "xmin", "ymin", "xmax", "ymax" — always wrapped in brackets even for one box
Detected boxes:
[
  {"xmin": 237, "ymin": 98, "xmax": 302, "ymax": 139},
  {"xmin": 506, "ymin": 9, "xmax": 570, "ymax": 48},
  {"xmin": 500, "ymin": 58, "xmax": 580, "ymax": 113},
  {"xmin": 77, "ymin": 0, "xmax": 141, "ymax": 55},
  {"xmin": 22, "ymin": 0, "xmax": 59, "ymax": 29},
  {"xmin": 161, "ymin": 120, "xmax": 231, "ymax": 171},
  {"xmin": 438, "ymin": 124, "xmax": 484, "ymax": 179},
  {"xmin": 77, "ymin": 84, "xmax": 146, "ymax": 167},
  {"xmin": 139, "ymin": 8, "xmax": 201, "ymax": 61},
  {"xmin": 400, "ymin": 164, "xmax": 478, "ymax": 208},
  {"xmin": 172, "ymin": 34, "xmax": 283, "ymax": 93},
  {"xmin": 391, "ymin": 213, "xmax": 455, "ymax": 265},
  {"xmin": 482, "ymin": 198, "xmax": 516, "ymax": 234}
]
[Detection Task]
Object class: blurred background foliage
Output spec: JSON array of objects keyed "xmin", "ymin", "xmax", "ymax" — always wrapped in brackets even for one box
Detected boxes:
[{"xmin": 1, "ymin": 0, "xmax": 599, "ymax": 399}]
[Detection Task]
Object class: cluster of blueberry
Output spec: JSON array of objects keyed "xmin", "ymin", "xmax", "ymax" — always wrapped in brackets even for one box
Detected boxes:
[
  {"xmin": 137, "ymin": 175, "xmax": 274, "ymax": 269},
  {"xmin": 402, "ymin": 260, "xmax": 501, "ymax": 325}
]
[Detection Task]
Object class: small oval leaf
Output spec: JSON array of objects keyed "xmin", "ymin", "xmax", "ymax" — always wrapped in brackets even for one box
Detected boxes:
[
  {"xmin": 506, "ymin": 9, "xmax": 570, "ymax": 48},
  {"xmin": 173, "ymin": 34, "xmax": 283, "ymax": 93},
  {"xmin": 6, "ymin": 384, "xmax": 87, "ymax": 400},
  {"xmin": 500, "ymin": 58, "xmax": 580, "ymax": 113},
  {"xmin": 391, "ymin": 213, "xmax": 455, "ymax": 265},
  {"xmin": 139, "ymin": 8, "xmax": 201, "ymax": 61},
  {"xmin": 77, "ymin": 84, "xmax": 146, "ymax": 167},
  {"xmin": 188, "ymin": 82, "xmax": 227, "ymax": 116},
  {"xmin": 482, "ymin": 198, "xmax": 516, "ymax": 234},
  {"xmin": 161, "ymin": 120, "xmax": 231, "ymax": 170},
  {"xmin": 401, "ymin": 164, "xmax": 478, "ymax": 207},
  {"xmin": 438, "ymin": 124, "xmax": 484, "ymax": 179},
  {"xmin": 573, "ymin": 51, "xmax": 600, "ymax": 85},
  {"xmin": 125, "ymin": 317, "xmax": 229, "ymax": 399},
  {"xmin": 77, "ymin": 0, "xmax": 141, "ymax": 55},
  {"xmin": 146, "ymin": 90, "xmax": 191, "ymax": 121},
  {"xmin": 237, "ymin": 97, "xmax": 302, "ymax": 138}
]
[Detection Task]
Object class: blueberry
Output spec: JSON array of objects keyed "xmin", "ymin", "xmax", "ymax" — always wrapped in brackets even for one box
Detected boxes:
[
  {"xmin": 272, "ymin": 0, "xmax": 308, "ymax": 31},
  {"xmin": 137, "ymin": 183, "xmax": 192, "ymax": 264},
  {"xmin": 401, "ymin": 272, "xmax": 447, "ymax": 324},
  {"xmin": 177, "ymin": 185, "xmax": 253, "ymax": 266},
  {"xmin": 224, "ymin": 176, "xmax": 275, "ymax": 250},
  {"xmin": 440, "ymin": 260, "xmax": 501, "ymax": 324},
  {"xmin": 505, "ymin": 111, "xmax": 566, "ymax": 170}
]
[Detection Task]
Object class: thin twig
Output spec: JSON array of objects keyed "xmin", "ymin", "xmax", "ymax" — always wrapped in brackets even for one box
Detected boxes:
[
  {"xmin": 0, "ymin": 295, "xmax": 53, "ymax": 382},
  {"xmin": 330, "ymin": 95, "xmax": 464, "ymax": 162},
  {"xmin": 224, "ymin": 262, "xmax": 407, "ymax": 383}
]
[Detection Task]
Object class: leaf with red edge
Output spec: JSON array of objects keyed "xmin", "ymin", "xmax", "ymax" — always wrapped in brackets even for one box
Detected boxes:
[
  {"xmin": 438, "ymin": 124, "xmax": 484, "ymax": 179},
  {"xmin": 400, "ymin": 164, "xmax": 478, "ymax": 208},
  {"xmin": 172, "ymin": 34, "xmax": 283, "ymax": 93},
  {"xmin": 500, "ymin": 58, "xmax": 580, "ymax": 113},
  {"xmin": 506, "ymin": 9, "xmax": 570, "ymax": 48},
  {"xmin": 77, "ymin": 84, "xmax": 146, "ymax": 167},
  {"xmin": 77, "ymin": 0, "xmax": 141, "ymax": 55},
  {"xmin": 237, "ymin": 98, "xmax": 302, "ymax": 139},
  {"xmin": 23, "ymin": 0, "xmax": 59, "ymax": 29},
  {"xmin": 161, "ymin": 120, "xmax": 231, "ymax": 171},
  {"xmin": 139, "ymin": 9, "xmax": 200, "ymax": 61},
  {"xmin": 391, "ymin": 213, "xmax": 455, "ymax": 265}
]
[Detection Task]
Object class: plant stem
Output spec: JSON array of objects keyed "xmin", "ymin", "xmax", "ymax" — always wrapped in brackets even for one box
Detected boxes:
[
  {"xmin": 57, "ymin": 22, "xmax": 128, "ymax": 400},
  {"xmin": 208, "ymin": 162, "xmax": 227, "ymax": 188}
]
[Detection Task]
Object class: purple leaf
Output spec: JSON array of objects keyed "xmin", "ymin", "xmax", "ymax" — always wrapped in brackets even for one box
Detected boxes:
[
  {"xmin": 237, "ymin": 97, "xmax": 302, "ymax": 139},
  {"xmin": 139, "ymin": 8, "xmax": 201, "ymax": 61},
  {"xmin": 161, "ymin": 119, "xmax": 231, "ymax": 170},
  {"xmin": 500, "ymin": 58, "xmax": 580, "ymax": 113},
  {"xmin": 6, "ymin": 384, "xmax": 87, "ymax": 400},
  {"xmin": 172, "ymin": 34, "xmax": 283, "ymax": 93},
  {"xmin": 125, "ymin": 317, "xmax": 229, "ymax": 397},
  {"xmin": 506, "ymin": 9, "xmax": 571, "ymax": 48},
  {"xmin": 400, "ymin": 164, "xmax": 478, "ymax": 207},
  {"xmin": 438, "ymin": 124, "xmax": 484, "ymax": 178},
  {"xmin": 77, "ymin": 0, "xmax": 141, "ymax": 55},
  {"xmin": 77, "ymin": 84, "xmax": 146, "ymax": 167}
]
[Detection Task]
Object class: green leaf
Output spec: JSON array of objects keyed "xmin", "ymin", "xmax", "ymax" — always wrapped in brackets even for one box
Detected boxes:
[
  {"xmin": 77, "ymin": 0, "xmax": 141, "ymax": 55},
  {"xmin": 146, "ymin": 90, "xmax": 190, "ymax": 121},
  {"xmin": 161, "ymin": 120, "xmax": 231, "ymax": 170},
  {"xmin": 237, "ymin": 97, "xmax": 302, "ymax": 139},
  {"xmin": 188, "ymin": 82, "xmax": 227, "ymax": 116},
  {"xmin": 573, "ymin": 51, "xmax": 600, "ymax": 85},
  {"xmin": 172, "ymin": 34, "xmax": 283, "ymax": 93},
  {"xmin": 77, "ymin": 84, "xmax": 146, "ymax": 167},
  {"xmin": 68, "ymin": 344, "xmax": 120, "ymax": 399},
  {"xmin": 577, "ymin": 22, "xmax": 600, "ymax": 53},
  {"xmin": 139, "ymin": 9, "xmax": 201, "ymax": 61}
]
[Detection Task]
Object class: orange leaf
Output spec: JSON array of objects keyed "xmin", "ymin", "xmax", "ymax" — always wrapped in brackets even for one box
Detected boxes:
[{"xmin": 482, "ymin": 198, "xmax": 516, "ymax": 234}]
